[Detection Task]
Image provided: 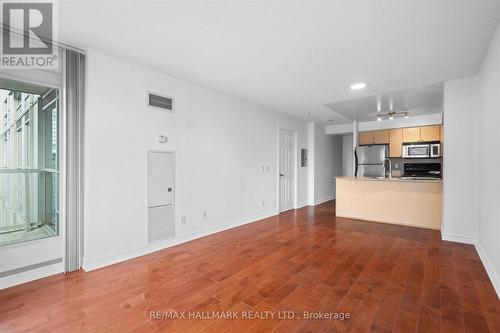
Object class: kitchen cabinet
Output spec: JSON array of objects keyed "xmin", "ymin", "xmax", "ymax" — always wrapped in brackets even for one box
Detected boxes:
[
  {"xmin": 359, "ymin": 131, "xmax": 374, "ymax": 145},
  {"xmin": 336, "ymin": 177, "xmax": 443, "ymax": 230},
  {"xmin": 420, "ymin": 125, "xmax": 441, "ymax": 142},
  {"xmin": 360, "ymin": 125, "xmax": 443, "ymax": 157},
  {"xmin": 402, "ymin": 127, "xmax": 421, "ymax": 142},
  {"xmin": 359, "ymin": 130, "xmax": 389, "ymax": 145},
  {"xmin": 389, "ymin": 128, "xmax": 403, "ymax": 157},
  {"xmin": 373, "ymin": 130, "xmax": 390, "ymax": 144},
  {"xmin": 440, "ymin": 125, "xmax": 444, "ymax": 156},
  {"xmin": 402, "ymin": 125, "xmax": 442, "ymax": 142}
]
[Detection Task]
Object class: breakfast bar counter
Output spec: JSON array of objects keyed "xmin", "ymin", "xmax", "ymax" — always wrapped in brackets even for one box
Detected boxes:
[{"xmin": 335, "ymin": 176, "xmax": 443, "ymax": 230}]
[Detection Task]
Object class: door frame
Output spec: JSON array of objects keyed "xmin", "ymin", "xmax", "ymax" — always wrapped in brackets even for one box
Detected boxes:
[
  {"xmin": 0, "ymin": 74, "xmax": 65, "ymax": 252},
  {"xmin": 0, "ymin": 69, "xmax": 66, "ymax": 287},
  {"xmin": 277, "ymin": 126, "xmax": 298, "ymax": 213}
]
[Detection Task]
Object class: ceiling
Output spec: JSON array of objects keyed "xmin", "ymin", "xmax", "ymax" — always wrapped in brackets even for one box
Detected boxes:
[
  {"xmin": 58, "ymin": 1, "xmax": 500, "ymax": 123},
  {"xmin": 325, "ymin": 83, "xmax": 443, "ymax": 123},
  {"xmin": 0, "ymin": 78, "xmax": 50, "ymax": 95}
]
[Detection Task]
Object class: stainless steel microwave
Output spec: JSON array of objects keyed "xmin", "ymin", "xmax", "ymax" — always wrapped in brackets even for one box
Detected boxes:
[{"xmin": 402, "ymin": 143, "xmax": 440, "ymax": 158}]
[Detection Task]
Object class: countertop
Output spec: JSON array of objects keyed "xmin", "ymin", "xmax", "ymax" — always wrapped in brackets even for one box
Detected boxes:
[{"xmin": 336, "ymin": 176, "xmax": 443, "ymax": 183}]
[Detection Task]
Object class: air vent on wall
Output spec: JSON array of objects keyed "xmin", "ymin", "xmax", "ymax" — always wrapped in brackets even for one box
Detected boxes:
[{"xmin": 148, "ymin": 92, "xmax": 174, "ymax": 112}]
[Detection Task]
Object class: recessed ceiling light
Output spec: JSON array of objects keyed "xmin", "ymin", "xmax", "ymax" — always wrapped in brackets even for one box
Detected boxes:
[
  {"xmin": 350, "ymin": 82, "xmax": 367, "ymax": 90},
  {"xmin": 377, "ymin": 116, "xmax": 382, "ymax": 122}
]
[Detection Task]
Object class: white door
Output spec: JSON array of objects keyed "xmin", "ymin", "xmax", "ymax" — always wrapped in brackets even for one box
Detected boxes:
[
  {"xmin": 148, "ymin": 151, "xmax": 175, "ymax": 242},
  {"xmin": 279, "ymin": 129, "xmax": 295, "ymax": 212}
]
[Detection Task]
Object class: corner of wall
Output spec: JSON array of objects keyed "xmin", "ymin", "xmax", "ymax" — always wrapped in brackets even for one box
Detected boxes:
[
  {"xmin": 440, "ymin": 232, "xmax": 476, "ymax": 245},
  {"xmin": 475, "ymin": 241, "xmax": 500, "ymax": 299},
  {"xmin": 473, "ymin": 21, "xmax": 500, "ymax": 300},
  {"xmin": 442, "ymin": 77, "xmax": 479, "ymax": 243},
  {"xmin": 308, "ymin": 121, "xmax": 315, "ymax": 205}
]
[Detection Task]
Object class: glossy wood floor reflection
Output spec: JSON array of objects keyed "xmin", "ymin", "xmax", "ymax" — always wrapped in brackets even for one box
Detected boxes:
[{"xmin": 1, "ymin": 202, "xmax": 499, "ymax": 333}]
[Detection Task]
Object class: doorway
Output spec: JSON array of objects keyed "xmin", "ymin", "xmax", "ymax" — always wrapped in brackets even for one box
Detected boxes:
[{"xmin": 278, "ymin": 128, "xmax": 296, "ymax": 212}]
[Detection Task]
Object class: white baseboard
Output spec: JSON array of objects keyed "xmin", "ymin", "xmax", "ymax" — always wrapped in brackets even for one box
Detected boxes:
[
  {"xmin": 83, "ymin": 210, "xmax": 278, "ymax": 272},
  {"xmin": 441, "ymin": 232, "xmax": 500, "ymax": 299},
  {"xmin": 296, "ymin": 201, "xmax": 308, "ymax": 209},
  {"xmin": 441, "ymin": 233, "xmax": 476, "ymax": 245},
  {"xmin": 475, "ymin": 242, "xmax": 500, "ymax": 300},
  {"xmin": 0, "ymin": 262, "xmax": 63, "ymax": 290},
  {"xmin": 314, "ymin": 195, "xmax": 335, "ymax": 206},
  {"xmin": 340, "ymin": 214, "xmax": 440, "ymax": 230}
]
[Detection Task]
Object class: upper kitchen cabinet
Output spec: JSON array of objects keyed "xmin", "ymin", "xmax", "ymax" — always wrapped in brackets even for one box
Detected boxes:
[
  {"xmin": 402, "ymin": 125, "xmax": 442, "ymax": 143},
  {"xmin": 359, "ymin": 125, "xmax": 442, "ymax": 154},
  {"xmin": 373, "ymin": 130, "xmax": 390, "ymax": 144},
  {"xmin": 420, "ymin": 125, "xmax": 441, "ymax": 142},
  {"xmin": 359, "ymin": 131, "xmax": 374, "ymax": 145},
  {"xmin": 389, "ymin": 128, "xmax": 403, "ymax": 157},
  {"xmin": 402, "ymin": 127, "xmax": 421, "ymax": 142},
  {"xmin": 359, "ymin": 130, "xmax": 389, "ymax": 145}
]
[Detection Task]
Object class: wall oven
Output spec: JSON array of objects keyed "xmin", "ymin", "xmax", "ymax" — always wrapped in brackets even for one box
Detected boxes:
[
  {"xmin": 402, "ymin": 162, "xmax": 442, "ymax": 179},
  {"xmin": 402, "ymin": 142, "xmax": 440, "ymax": 158}
]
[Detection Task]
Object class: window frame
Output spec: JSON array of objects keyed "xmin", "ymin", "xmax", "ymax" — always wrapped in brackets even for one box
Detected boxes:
[{"xmin": 0, "ymin": 69, "xmax": 65, "ymax": 249}]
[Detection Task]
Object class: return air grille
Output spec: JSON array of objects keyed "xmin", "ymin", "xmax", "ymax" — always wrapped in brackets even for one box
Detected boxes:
[{"xmin": 148, "ymin": 92, "xmax": 174, "ymax": 112}]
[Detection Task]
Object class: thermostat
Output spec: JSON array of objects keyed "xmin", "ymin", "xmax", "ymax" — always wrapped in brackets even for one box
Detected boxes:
[{"xmin": 157, "ymin": 135, "xmax": 168, "ymax": 143}]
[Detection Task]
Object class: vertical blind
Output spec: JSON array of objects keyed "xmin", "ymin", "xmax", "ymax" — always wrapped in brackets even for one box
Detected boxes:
[{"xmin": 65, "ymin": 50, "xmax": 85, "ymax": 272}]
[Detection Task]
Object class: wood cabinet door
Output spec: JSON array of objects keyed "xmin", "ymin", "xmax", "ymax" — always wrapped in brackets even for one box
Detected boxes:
[
  {"xmin": 420, "ymin": 125, "xmax": 441, "ymax": 142},
  {"xmin": 389, "ymin": 128, "xmax": 403, "ymax": 157},
  {"xmin": 373, "ymin": 130, "xmax": 390, "ymax": 144},
  {"xmin": 359, "ymin": 131, "xmax": 374, "ymax": 145},
  {"xmin": 402, "ymin": 127, "xmax": 420, "ymax": 142}
]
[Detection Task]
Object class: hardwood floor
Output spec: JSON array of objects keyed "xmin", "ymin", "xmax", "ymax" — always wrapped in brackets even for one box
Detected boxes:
[{"xmin": 1, "ymin": 201, "xmax": 499, "ymax": 332}]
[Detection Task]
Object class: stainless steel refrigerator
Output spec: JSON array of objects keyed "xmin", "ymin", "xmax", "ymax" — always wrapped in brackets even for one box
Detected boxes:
[{"xmin": 355, "ymin": 145, "xmax": 388, "ymax": 177}]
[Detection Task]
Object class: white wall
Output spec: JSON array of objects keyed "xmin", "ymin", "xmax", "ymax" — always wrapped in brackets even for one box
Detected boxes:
[
  {"xmin": 342, "ymin": 134, "xmax": 354, "ymax": 177},
  {"xmin": 83, "ymin": 49, "xmax": 309, "ymax": 270},
  {"xmin": 443, "ymin": 23, "xmax": 500, "ymax": 298},
  {"xmin": 313, "ymin": 123, "xmax": 343, "ymax": 204},
  {"xmin": 307, "ymin": 122, "xmax": 315, "ymax": 205},
  {"xmin": 325, "ymin": 113, "xmax": 443, "ymax": 135},
  {"xmin": 325, "ymin": 122, "xmax": 353, "ymax": 135},
  {"xmin": 442, "ymin": 77, "xmax": 478, "ymax": 244},
  {"xmin": 358, "ymin": 113, "xmax": 443, "ymax": 131},
  {"xmin": 476, "ymin": 23, "xmax": 500, "ymax": 297}
]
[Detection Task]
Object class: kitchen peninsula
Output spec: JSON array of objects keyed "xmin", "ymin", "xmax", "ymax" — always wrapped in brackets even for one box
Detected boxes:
[
  {"xmin": 335, "ymin": 176, "xmax": 443, "ymax": 229},
  {"xmin": 336, "ymin": 124, "xmax": 445, "ymax": 230}
]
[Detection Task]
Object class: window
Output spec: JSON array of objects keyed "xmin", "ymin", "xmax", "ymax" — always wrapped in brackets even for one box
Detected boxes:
[{"xmin": 0, "ymin": 79, "xmax": 60, "ymax": 246}]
